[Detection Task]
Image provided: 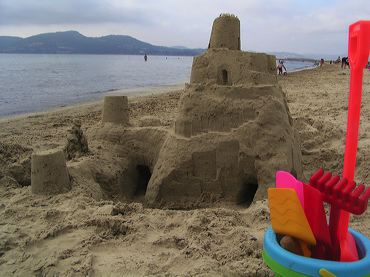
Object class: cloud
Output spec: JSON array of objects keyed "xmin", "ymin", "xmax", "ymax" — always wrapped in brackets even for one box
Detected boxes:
[{"xmin": 0, "ymin": 0, "xmax": 152, "ymax": 25}]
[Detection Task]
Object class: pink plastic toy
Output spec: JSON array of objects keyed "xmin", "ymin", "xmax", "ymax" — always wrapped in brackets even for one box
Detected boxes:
[
  {"xmin": 276, "ymin": 171, "xmax": 304, "ymax": 205},
  {"xmin": 276, "ymin": 171, "xmax": 332, "ymax": 257},
  {"xmin": 302, "ymin": 182, "xmax": 331, "ymax": 258}
]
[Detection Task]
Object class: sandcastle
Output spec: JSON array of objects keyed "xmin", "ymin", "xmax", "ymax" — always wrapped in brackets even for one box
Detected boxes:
[
  {"xmin": 53, "ymin": 14, "xmax": 302, "ymax": 208},
  {"xmin": 143, "ymin": 14, "xmax": 302, "ymax": 208}
]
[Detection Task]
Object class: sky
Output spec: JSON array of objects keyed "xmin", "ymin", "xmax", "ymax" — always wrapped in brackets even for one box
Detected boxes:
[{"xmin": 0, "ymin": 0, "xmax": 369, "ymax": 56}]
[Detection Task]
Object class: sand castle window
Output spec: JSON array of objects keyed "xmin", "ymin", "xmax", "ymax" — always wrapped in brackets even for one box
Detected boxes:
[
  {"xmin": 237, "ymin": 181, "xmax": 258, "ymax": 207},
  {"xmin": 134, "ymin": 164, "xmax": 151, "ymax": 196},
  {"xmin": 222, "ymin": 69, "xmax": 228, "ymax": 85}
]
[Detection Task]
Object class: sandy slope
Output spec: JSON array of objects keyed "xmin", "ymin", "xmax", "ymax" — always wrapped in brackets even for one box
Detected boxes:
[{"xmin": 0, "ymin": 64, "xmax": 369, "ymax": 276}]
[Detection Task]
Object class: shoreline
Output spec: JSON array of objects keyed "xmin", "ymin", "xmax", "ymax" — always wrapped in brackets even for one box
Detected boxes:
[
  {"xmin": 0, "ymin": 53, "xmax": 199, "ymax": 57},
  {"xmin": 287, "ymin": 63, "xmax": 318, "ymax": 73},
  {"xmin": 0, "ymin": 83, "xmax": 184, "ymax": 122},
  {"xmin": 0, "ymin": 63, "xmax": 317, "ymax": 122}
]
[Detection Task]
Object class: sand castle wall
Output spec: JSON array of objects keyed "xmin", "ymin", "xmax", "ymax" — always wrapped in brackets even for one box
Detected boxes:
[
  {"xmin": 146, "ymin": 82, "xmax": 302, "ymax": 208},
  {"xmin": 174, "ymin": 84, "xmax": 287, "ymax": 137},
  {"xmin": 84, "ymin": 126, "xmax": 168, "ymax": 201},
  {"xmin": 209, "ymin": 14, "xmax": 240, "ymax": 50},
  {"xmin": 190, "ymin": 50, "xmax": 277, "ymax": 86}
]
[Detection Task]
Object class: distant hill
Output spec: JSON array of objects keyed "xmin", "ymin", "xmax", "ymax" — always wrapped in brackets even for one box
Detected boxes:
[
  {"xmin": 0, "ymin": 31, "xmax": 204, "ymax": 56},
  {"xmin": 269, "ymin": 51, "xmax": 306, "ymax": 59},
  {"xmin": 269, "ymin": 51, "xmax": 349, "ymax": 61},
  {"xmin": 171, "ymin": 46, "xmax": 189, "ymax": 49}
]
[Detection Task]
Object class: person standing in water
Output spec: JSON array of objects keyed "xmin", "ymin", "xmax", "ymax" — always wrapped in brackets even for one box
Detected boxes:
[{"xmin": 144, "ymin": 53, "xmax": 148, "ymax": 62}]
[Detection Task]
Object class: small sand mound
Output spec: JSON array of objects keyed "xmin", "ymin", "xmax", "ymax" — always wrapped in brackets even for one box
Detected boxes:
[
  {"xmin": 0, "ymin": 176, "xmax": 20, "ymax": 188},
  {"xmin": 0, "ymin": 143, "xmax": 32, "ymax": 186},
  {"xmin": 64, "ymin": 120, "xmax": 89, "ymax": 160},
  {"xmin": 138, "ymin": 116, "xmax": 161, "ymax": 127}
]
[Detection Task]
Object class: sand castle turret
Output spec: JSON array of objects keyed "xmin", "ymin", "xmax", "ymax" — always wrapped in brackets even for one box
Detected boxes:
[
  {"xmin": 209, "ymin": 14, "xmax": 240, "ymax": 50},
  {"xmin": 102, "ymin": 95, "xmax": 129, "ymax": 124},
  {"xmin": 31, "ymin": 149, "xmax": 71, "ymax": 194}
]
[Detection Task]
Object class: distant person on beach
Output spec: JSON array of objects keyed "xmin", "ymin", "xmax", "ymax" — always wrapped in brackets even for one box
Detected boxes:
[
  {"xmin": 320, "ymin": 59, "xmax": 324, "ymax": 67},
  {"xmin": 277, "ymin": 60, "xmax": 287, "ymax": 75},
  {"xmin": 144, "ymin": 53, "xmax": 148, "ymax": 62},
  {"xmin": 335, "ymin": 56, "xmax": 341, "ymax": 64},
  {"xmin": 341, "ymin": 57, "xmax": 349, "ymax": 69}
]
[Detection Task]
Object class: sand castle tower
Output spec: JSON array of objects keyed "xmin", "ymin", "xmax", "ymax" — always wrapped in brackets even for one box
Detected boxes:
[
  {"xmin": 102, "ymin": 95, "xmax": 129, "ymax": 124},
  {"xmin": 144, "ymin": 14, "xmax": 302, "ymax": 208},
  {"xmin": 208, "ymin": 14, "xmax": 240, "ymax": 50},
  {"xmin": 31, "ymin": 149, "xmax": 71, "ymax": 194}
]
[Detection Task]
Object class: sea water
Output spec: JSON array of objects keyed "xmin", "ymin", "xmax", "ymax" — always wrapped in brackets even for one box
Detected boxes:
[{"xmin": 0, "ymin": 54, "xmax": 314, "ymax": 117}]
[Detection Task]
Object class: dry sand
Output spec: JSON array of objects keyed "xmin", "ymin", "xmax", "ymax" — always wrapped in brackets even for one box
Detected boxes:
[{"xmin": 0, "ymin": 64, "xmax": 369, "ymax": 276}]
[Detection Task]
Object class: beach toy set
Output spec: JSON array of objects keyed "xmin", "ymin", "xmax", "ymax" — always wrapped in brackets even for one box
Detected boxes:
[{"xmin": 263, "ymin": 20, "xmax": 370, "ymax": 276}]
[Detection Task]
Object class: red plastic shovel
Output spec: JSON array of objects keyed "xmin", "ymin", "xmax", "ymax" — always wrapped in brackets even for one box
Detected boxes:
[{"xmin": 331, "ymin": 20, "xmax": 370, "ymax": 261}]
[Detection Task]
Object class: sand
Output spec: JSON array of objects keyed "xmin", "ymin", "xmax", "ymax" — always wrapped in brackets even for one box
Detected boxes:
[{"xmin": 0, "ymin": 64, "xmax": 369, "ymax": 276}]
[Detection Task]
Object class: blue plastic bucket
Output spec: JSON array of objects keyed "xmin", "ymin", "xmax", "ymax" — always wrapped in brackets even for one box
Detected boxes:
[{"xmin": 263, "ymin": 227, "xmax": 370, "ymax": 277}]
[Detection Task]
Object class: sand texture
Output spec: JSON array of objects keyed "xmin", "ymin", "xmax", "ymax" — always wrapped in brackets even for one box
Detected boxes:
[{"xmin": 0, "ymin": 64, "xmax": 369, "ymax": 276}]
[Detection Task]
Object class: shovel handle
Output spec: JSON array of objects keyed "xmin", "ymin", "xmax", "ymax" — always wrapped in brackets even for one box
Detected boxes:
[{"xmin": 331, "ymin": 20, "xmax": 370, "ymax": 261}]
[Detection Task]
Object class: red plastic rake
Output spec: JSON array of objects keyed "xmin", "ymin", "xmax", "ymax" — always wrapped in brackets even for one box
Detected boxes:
[{"xmin": 309, "ymin": 168, "xmax": 370, "ymax": 215}]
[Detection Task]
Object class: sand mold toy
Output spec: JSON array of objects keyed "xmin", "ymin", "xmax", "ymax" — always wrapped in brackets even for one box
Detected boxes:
[
  {"xmin": 268, "ymin": 188, "xmax": 316, "ymax": 256},
  {"xmin": 276, "ymin": 171, "xmax": 331, "ymax": 251}
]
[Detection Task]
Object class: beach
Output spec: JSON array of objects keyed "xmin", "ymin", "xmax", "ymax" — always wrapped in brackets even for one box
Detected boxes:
[{"xmin": 0, "ymin": 64, "xmax": 369, "ymax": 276}]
